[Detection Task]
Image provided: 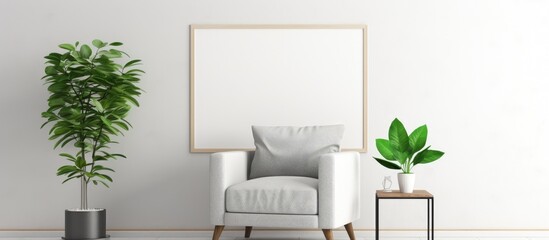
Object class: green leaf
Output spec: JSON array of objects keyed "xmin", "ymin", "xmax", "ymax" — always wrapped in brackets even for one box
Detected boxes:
[
  {"xmin": 94, "ymin": 156, "xmax": 110, "ymax": 162},
  {"xmin": 41, "ymin": 111, "xmax": 56, "ymax": 118},
  {"xmin": 97, "ymin": 174, "xmax": 113, "ymax": 182},
  {"xmin": 118, "ymin": 50, "xmax": 130, "ymax": 57},
  {"xmin": 75, "ymin": 157, "xmax": 86, "ymax": 169},
  {"xmin": 109, "ymin": 42, "xmax": 123, "ymax": 46},
  {"xmin": 53, "ymin": 134, "xmax": 75, "ymax": 149},
  {"xmin": 413, "ymin": 149, "xmax": 445, "ymax": 165},
  {"xmin": 45, "ymin": 52, "xmax": 62, "ymax": 60},
  {"xmin": 101, "ymin": 167, "xmax": 115, "ymax": 172},
  {"xmin": 62, "ymin": 175, "xmax": 81, "ymax": 184},
  {"xmin": 393, "ymin": 151, "xmax": 408, "ymax": 164},
  {"xmin": 57, "ymin": 165, "xmax": 78, "ymax": 175},
  {"xmin": 69, "ymin": 50, "xmax": 81, "ymax": 60},
  {"xmin": 48, "ymin": 98, "xmax": 65, "ymax": 107},
  {"xmin": 59, "ymin": 153, "xmax": 76, "ymax": 161},
  {"xmin": 123, "ymin": 59, "xmax": 141, "ymax": 69},
  {"xmin": 126, "ymin": 69, "xmax": 145, "ymax": 74},
  {"xmin": 40, "ymin": 120, "xmax": 52, "ymax": 129},
  {"xmin": 409, "ymin": 125, "xmax": 428, "ymax": 153},
  {"xmin": 113, "ymin": 121, "xmax": 129, "ymax": 131},
  {"xmin": 45, "ymin": 66, "xmax": 57, "ymax": 75},
  {"xmin": 388, "ymin": 118, "xmax": 409, "ymax": 153},
  {"xmin": 97, "ymin": 180, "xmax": 110, "ymax": 188},
  {"xmin": 412, "ymin": 146, "xmax": 429, "ymax": 165},
  {"xmin": 53, "ymin": 127, "xmax": 71, "ymax": 135},
  {"xmin": 59, "ymin": 43, "xmax": 75, "ymax": 51},
  {"xmin": 108, "ymin": 49, "xmax": 122, "ymax": 57},
  {"xmin": 92, "ymin": 165, "xmax": 115, "ymax": 173},
  {"xmin": 80, "ymin": 44, "xmax": 92, "ymax": 59},
  {"xmin": 92, "ymin": 39, "xmax": 105, "ymax": 48},
  {"xmin": 375, "ymin": 139, "xmax": 395, "ymax": 160},
  {"xmin": 91, "ymin": 99, "xmax": 104, "ymax": 112},
  {"xmin": 121, "ymin": 118, "xmax": 133, "ymax": 128},
  {"xmin": 93, "ymin": 155, "xmax": 108, "ymax": 161},
  {"xmin": 100, "ymin": 116, "xmax": 119, "ymax": 135},
  {"xmin": 67, "ymin": 171, "xmax": 81, "ymax": 177},
  {"xmin": 122, "ymin": 95, "xmax": 140, "ymax": 107},
  {"xmin": 374, "ymin": 157, "xmax": 401, "ymax": 170},
  {"xmin": 111, "ymin": 153, "xmax": 127, "ymax": 159},
  {"xmin": 100, "ymin": 116, "xmax": 111, "ymax": 126},
  {"xmin": 59, "ymin": 136, "xmax": 77, "ymax": 148},
  {"xmin": 47, "ymin": 82, "xmax": 67, "ymax": 92}
]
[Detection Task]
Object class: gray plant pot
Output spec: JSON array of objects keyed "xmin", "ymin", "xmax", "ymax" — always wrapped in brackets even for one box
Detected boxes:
[{"xmin": 63, "ymin": 209, "xmax": 109, "ymax": 240}]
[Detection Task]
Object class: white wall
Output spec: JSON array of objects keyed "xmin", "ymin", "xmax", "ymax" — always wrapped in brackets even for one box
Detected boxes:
[{"xmin": 1, "ymin": 0, "xmax": 548, "ymax": 231}]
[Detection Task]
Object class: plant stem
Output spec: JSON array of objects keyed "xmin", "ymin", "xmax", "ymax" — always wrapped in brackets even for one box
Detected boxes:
[
  {"xmin": 77, "ymin": 53, "xmax": 98, "ymax": 208},
  {"xmin": 89, "ymin": 125, "xmax": 104, "ymax": 180},
  {"xmin": 80, "ymin": 140, "xmax": 88, "ymax": 209},
  {"xmin": 66, "ymin": 63, "xmax": 90, "ymax": 210},
  {"xmin": 81, "ymin": 176, "xmax": 87, "ymax": 209}
]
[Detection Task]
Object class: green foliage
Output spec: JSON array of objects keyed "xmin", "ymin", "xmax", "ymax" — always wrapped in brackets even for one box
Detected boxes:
[
  {"xmin": 41, "ymin": 39, "xmax": 143, "ymax": 188},
  {"xmin": 373, "ymin": 118, "xmax": 444, "ymax": 173}
]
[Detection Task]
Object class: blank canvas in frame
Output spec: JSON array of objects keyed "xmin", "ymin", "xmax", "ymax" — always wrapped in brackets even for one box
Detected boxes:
[{"xmin": 191, "ymin": 25, "xmax": 367, "ymax": 153}]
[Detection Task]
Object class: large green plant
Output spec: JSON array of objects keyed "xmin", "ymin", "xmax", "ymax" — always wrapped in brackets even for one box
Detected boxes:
[
  {"xmin": 374, "ymin": 118, "xmax": 444, "ymax": 174},
  {"xmin": 41, "ymin": 39, "xmax": 143, "ymax": 209}
]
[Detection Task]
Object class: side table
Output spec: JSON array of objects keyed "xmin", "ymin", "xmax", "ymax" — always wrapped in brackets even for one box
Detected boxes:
[{"xmin": 375, "ymin": 190, "xmax": 434, "ymax": 240}]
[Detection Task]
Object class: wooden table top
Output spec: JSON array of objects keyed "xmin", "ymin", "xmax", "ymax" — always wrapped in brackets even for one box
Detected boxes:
[{"xmin": 376, "ymin": 190, "xmax": 433, "ymax": 198}]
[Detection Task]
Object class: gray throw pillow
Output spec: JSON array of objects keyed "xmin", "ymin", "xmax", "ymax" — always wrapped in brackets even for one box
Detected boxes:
[{"xmin": 249, "ymin": 125, "xmax": 344, "ymax": 179}]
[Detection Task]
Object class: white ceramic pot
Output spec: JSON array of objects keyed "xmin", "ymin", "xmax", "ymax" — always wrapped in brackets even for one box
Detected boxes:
[{"xmin": 397, "ymin": 173, "xmax": 415, "ymax": 193}]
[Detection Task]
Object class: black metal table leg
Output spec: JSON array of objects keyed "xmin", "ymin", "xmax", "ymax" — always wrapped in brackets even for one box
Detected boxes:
[
  {"xmin": 376, "ymin": 195, "xmax": 379, "ymax": 240},
  {"xmin": 432, "ymin": 197, "xmax": 435, "ymax": 240},
  {"xmin": 427, "ymin": 198, "xmax": 430, "ymax": 240}
]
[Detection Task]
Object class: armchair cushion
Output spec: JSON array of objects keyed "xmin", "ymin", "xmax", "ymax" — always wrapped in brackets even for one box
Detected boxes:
[
  {"xmin": 226, "ymin": 176, "xmax": 318, "ymax": 215},
  {"xmin": 249, "ymin": 125, "xmax": 344, "ymax": 178}
]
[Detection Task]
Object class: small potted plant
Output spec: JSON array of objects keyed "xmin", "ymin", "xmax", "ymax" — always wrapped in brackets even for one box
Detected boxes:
[
  {"xmin": 373, "ymin": 118, "xmax": 444, "ymax": 193},
  {"xmin": 41, "ymin": 39, "xmax": 143, "ymax": 240}
]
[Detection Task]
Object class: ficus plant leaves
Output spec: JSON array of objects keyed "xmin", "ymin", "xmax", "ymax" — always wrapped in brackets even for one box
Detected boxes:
[
  {"xmin": 79, "ymin": 44, "xmax": 92, "ymax": 59},
  {"xmin": 92, "ymin": 39, "xmax": 106, "ymax": 48},
  {"xmin": 41, "ymin": 39, "xmax": 143, "ymax": 190},
  {"xmin": 59, "ymin": 43, "xmax": 75, "ymax": 51}
]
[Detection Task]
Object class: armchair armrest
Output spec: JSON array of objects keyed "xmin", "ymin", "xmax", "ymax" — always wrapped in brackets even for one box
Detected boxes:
[
  {"xmin": 318, "ymin": 151, "xmax": 361, "ymax": 229},
  {"xmin": 210, "ymin": 151, "xmax": 254, "ymax": 225}
]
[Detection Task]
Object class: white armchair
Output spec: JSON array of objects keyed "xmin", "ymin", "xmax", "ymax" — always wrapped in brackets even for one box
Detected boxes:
[{"xmin": 210, "ymin": 150, "xmax": 360, "ymax": 240}]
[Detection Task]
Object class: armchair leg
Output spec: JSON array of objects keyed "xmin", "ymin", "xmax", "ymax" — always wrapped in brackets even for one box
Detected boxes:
[
  {"xmin": 322, "ymin": 229, "xmax": 333, "ymax": 240},
  {"xmin": 344, "ymin": 223, "xmax": 356, "ymax": 240},
  {"xmin": 212, "ymin": 225, "xmax": 224, "ymax": 240},
  {"xmin": 245, "ymin": 226, "xmax": 253, "ymax": 238}
]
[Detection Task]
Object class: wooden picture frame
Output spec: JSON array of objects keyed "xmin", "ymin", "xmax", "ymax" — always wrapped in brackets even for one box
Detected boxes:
[{"xmin": 190, "ymin": 24, "xmax": 367, "ymax": 153}]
